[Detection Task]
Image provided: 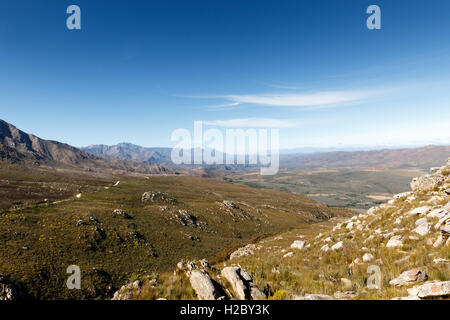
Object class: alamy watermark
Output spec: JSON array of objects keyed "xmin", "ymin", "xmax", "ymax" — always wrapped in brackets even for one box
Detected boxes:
[
  {"xmin": 366, "ymin": 5, "xmax": 381, "ymax": 30},
  {"xmin": 367, "ymin": 265, "xmax": 381, "ymax": 289},
  {"xmin": 66, "ymin": 5, "xmax": 81, "ymax": 30},
  {"xmin": 66, "ymin": 265, "xmax": 81, "ymax": 289},
  {"xmin": 171, "ymin": 121, "xmax": 279, "ymax": 175},
  {"xmin": 65, "ymin": 4, "xmax": 381, "ymax": 31}
]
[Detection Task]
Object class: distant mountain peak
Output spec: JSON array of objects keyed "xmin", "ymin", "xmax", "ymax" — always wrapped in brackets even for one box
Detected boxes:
[{"xmin": 81, "ymin": 143, "xmax": 172, "ymax": 164}]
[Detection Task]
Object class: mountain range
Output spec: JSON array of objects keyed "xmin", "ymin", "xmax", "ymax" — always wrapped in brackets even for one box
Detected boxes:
[
  {"xmin": 0, "ymin": 120, "xmax": 170, "ymax": 174},
  {"xmin": 2, "ymin": 119, "xmax": 450, "ymax": 172},
  {"xmin": 81, "ymin": 143, "xmax": 172, "ymax": 164},
  {"xmin": 82, "ymin": 140, "xmax": 450, "ymax": 171}
]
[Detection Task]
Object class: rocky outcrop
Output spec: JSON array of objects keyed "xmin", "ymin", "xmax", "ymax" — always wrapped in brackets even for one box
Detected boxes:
[
  {"xmin": 410, "ymin": 173, "xmax": 444, "ymax": 193},
  {"xmin": 407, "ymin": 281, "xmax": 450, "ymax": 299},
  {"xmin": 222, "ymin": 200, "xmax": 239, "ymax": 210},
  {"xmin": 113, "ymin": 209, "xmax": 132, "ymax": 219},
  {"xmin": 141, "ymin": 191, "xmax": 177, "ymax": 204},
  {"xmin": 230, "ymin": 244, "xmax": 261, "ymax": 260},
  {"xmin": 389, "ymin": 268, "xmax": 428, "ymax": 287},
  {"xmin": 220, "ymin": 267, "xmax": 266, "ymax": 300},
  {"xmin": 189, "ymin": 270, "xmax": 224, "ymax": 300},
  {"xmin": 176, "ymin": 260, "xmax": 198, "ymax": 277},
  {"xmin": 112, "ymin": 280, "xmax": 143, "ymax": 300}
]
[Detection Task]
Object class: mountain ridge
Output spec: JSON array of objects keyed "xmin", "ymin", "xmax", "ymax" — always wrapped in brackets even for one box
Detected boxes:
[
  {"xmin": 0, "ymin": 119, "xmax": 171, "ymax": 175},
  {"xmin": 81, "ymin": 140, "xmax": 450, "ymax": 170},
  {"xmin": 81, "ymin": 143, "xmax": 172, "ymax": 164}
]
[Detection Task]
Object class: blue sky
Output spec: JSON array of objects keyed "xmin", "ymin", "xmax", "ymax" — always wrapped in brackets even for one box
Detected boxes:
[{"xmin": 1, "ymin": 0, "xmax": 450, "ymax": 149}]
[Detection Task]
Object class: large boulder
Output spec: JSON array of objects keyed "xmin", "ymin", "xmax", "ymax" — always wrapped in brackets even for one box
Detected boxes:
[
  {"xmin": 189, "ymin": 270, "xmax": 224, "ymax": 300},
  {"xmin": 221, "ymin": 267, "xmax": 266, "ymax": 300},
  {"xmin": 407, "ymin": 281, "xmax": 450, "ymax": 299},
  {"xmin": 290, "ymin": 240, "xmax": 305, "ymax": 250},
  {"xmin": 331, "ymin": 241, "xmax": 344, "ymax": 251},
  {"xmin": 386, "ymin": 235, "xmax": 403, "ymax": 248},
  {"xmin": 389, "ymin": 268, "xmax": 428, "ymax": 287},
  {"xmin": 413, "ymin": 223, "xmax": 431, "ymax": 236}
]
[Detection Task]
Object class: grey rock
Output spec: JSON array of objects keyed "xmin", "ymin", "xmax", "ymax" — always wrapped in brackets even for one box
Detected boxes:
[
  {"xmin": 334, "ymin": 291, "xmax": 358, "ymax": 300},
  {"xmin": 386, "ymin": 235, "xmax": 403, "ymax": 248},
  {"xmin": 290, "ymin": 240, "xmax": 305, "ymax": 250},
  {"xmin": 189, "ymin": 270, "xmax": 224, "ymax": 300},
  {"xmin": 221, "ymin": 267, "xmax": 266, "ymax": 300},
  {"xmin": 389, "ymin": 268, "xmax": 428, "ymax": 286},
  {"xmin": 407, "ymin": 281, "xmax": 450, "ymax": 298}
]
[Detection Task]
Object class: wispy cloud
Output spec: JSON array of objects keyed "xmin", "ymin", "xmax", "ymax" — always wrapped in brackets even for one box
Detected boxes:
[
  {"xmin": 203, "ymin": 118, "xmax": 325, "ymax": 128},
  {"xmin": 260, "ymin": 83, "xmax": 303, "ymax": 90},
  {"xmin": 187, "ymin": 89, "xmax": 385, "ymax": 110},
  {"xmin": 204, "ymin": 102, "xmax": 241, "ymax": 111},
  {"xmin": 222, "ymin": 90, "xmax": 380, "ymax": 107}
]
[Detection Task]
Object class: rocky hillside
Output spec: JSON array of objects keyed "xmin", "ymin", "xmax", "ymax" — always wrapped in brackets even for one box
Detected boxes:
[
  {"xmin": 0, "ymin": 172, "xmax": 350, "ymax": 300},
  {"xmin": 0, "ymin": 120, "xmax": 172, "ymax": 174},
  {"xmin": 0, "ymin": 119, "xmax": 99, "ymax": 166},
  {"xmin": 118, "ymin": 158, "xmax": 450, "ymax": 300}
]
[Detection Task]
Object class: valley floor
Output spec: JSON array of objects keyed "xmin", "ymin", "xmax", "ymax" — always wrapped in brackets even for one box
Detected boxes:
[{"xmin": 0, "ymin": 164, "xmax": 350, "ymax": 299}]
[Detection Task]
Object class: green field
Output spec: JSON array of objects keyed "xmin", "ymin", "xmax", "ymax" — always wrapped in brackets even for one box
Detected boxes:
[{"xmin": 223, "ymin": 167, "xmax": 425, "ymax": 208}]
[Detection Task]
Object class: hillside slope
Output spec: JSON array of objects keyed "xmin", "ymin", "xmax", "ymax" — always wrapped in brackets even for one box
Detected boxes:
[
  {"xmin": 0, "ymin": 119, "xmax": 98, "ymax": 166},
  {"xmin": 122, "ymin": 158, "xmax": 450, "ymax": 300},
  {"xmin": 0, "ymin": 173, "xmax": 350, "ymax": 300}
]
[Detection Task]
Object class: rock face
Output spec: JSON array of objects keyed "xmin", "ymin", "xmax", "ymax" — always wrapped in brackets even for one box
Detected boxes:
[
  {"xmin": 389, "ymin": 268, "xmax": 428, "ymax": 286},
  {"xmin": 221, "ymin": 267, "xmax": 266, "ymax": 300},
  {"xmin": 189, "ymin": 270, "xmax": 224, "ymax": 300},
  {"xmin": 407, "ymin": 281, "xmax": 450, "ymax": 298},
  {"xmin": 411, "ymin": 174, "xmax": 444, "ymax": 193}
]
